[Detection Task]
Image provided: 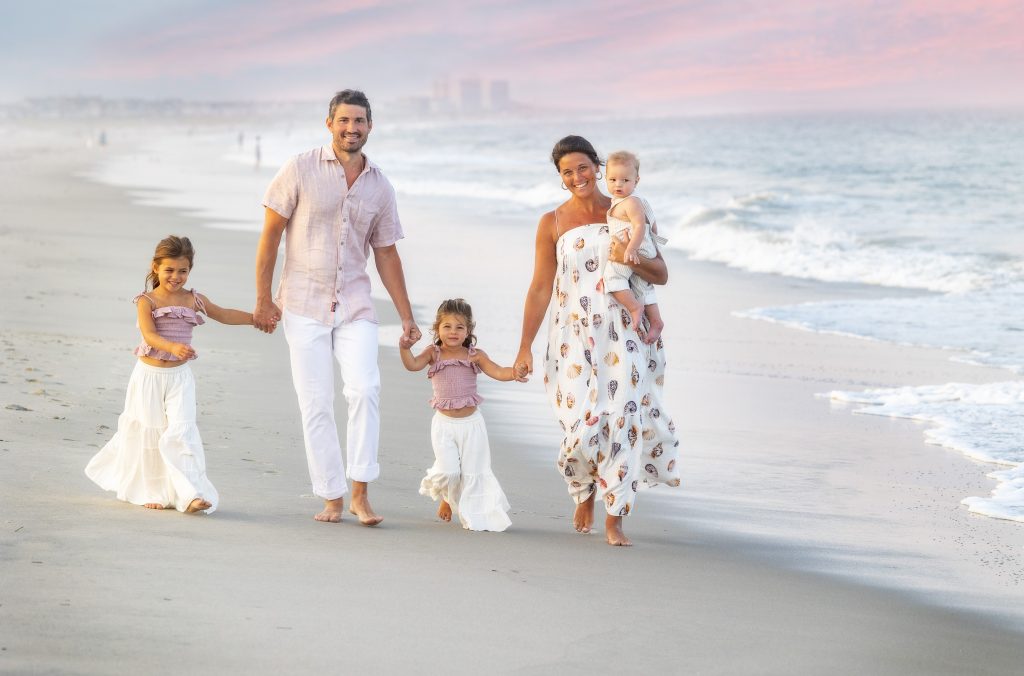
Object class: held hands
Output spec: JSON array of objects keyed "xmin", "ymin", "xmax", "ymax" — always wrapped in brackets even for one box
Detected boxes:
[
  {"xmin": 253, "ymin": 299, "xmax": 282, "ymax": 334},
  {"xmin": 169, "ymin": 343, "xmax": 196, "ymax": 360},
  {"xmin": 513, "ymin": 348, "xmax": 533, "ymax": 381},
  {"xmin": 401, "ymin": 319, "xmax": 422, "ymax": 348}
]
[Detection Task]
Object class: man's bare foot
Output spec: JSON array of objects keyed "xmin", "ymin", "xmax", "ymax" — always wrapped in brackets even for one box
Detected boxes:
[
  {"xmin": 573, "ymin": 494, "xmax": 595, "ymax": 533},
  {"xmin": 314, "ymin": 497, "xmax": 344, "ymax": 523},
  {"xmin": 144, "ymin": 503, "xmax": 165, "ymax": 510},
  {"xmin": 437, "ymin": 500, "xmax": 452, "ymax": 522},
  {"xmin": 605, "ymin": 515, "xmax": 632, "ymax": 546},
  {"xmin": 185, "ymin": 498, "xmax": 211, "ymax": 513},
  {"xmin": 348, "ymin": 482, "xmax": 383, "ymax": 526}
]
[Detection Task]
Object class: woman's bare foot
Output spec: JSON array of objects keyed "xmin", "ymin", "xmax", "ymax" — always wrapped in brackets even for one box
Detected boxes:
[
  {"xmin": 437, "ymin": 500, "xmax": 452, "ymax": 522},
  {"xmin": 185, "ymin": 498, "xmax": 211, "ymax": 513},
  {"xmin": 314, "ymin": 497, "xmax": 344, "ymax": 523},
  {"xmin": 605, "ymin": 515, "xmax": 632, "ymax": 546},
  {"xmin": 349, "ymin": 482, "xmax": 383, "ymax": 526},
  {"xmin": 573, "ymin": 494, "xmax": 595, "ymax": 533},
  {"xmin": 144, "ymin": 503, "xmax": 165, "ymax": 510}
]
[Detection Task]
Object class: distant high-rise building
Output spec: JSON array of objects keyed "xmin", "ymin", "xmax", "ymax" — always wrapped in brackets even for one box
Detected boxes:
[
  {"xmin": 432, "ymin": 78, "xmax": 450, "ymax": 103},
  {"xmin": 489, "ymin": 80, "xmax": 510, "ymax": 111},
  {"xmin": 459, "ymin": 78, "xmax": 483, "ymax": 114}
]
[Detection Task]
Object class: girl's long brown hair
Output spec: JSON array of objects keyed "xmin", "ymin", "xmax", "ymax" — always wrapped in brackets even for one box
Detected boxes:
[{"xmin": 146, "ymin": 235, "xmax": 195, "ymax": 291}]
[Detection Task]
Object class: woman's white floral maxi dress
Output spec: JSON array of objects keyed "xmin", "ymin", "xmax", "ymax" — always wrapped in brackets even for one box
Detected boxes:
[{"xmin": 544, "ymin": 223, "xmax": 680, "ymax": 515}]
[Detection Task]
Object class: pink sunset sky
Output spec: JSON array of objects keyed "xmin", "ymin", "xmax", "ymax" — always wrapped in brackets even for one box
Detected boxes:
[{"xmin": 2, "ymin": 0, "xmax": 1022, "ymax": 113}]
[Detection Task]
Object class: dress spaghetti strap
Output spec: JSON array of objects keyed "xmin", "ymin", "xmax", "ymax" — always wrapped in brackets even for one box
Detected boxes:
[
  {"xmin": 191, "ymin": 289, "xmax": 207, "ymax": 314},
  {"xmin": 133, "ymin": 292, "xmax": 156, "ymax": 306}
]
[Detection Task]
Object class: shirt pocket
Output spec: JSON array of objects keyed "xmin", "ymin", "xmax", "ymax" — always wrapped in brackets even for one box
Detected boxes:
[{"xmin": 349, "ymin": 199, "xmax": 380, "ymax": 241}]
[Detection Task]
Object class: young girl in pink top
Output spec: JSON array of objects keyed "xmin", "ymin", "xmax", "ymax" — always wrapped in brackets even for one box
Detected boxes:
[
  {"xmin": 399, "ymin": 299, "xmax": 525, "ymax": 531},
  {"xmin": 86, "ymin": 235, "xmax": 253, "ymax": 514}
]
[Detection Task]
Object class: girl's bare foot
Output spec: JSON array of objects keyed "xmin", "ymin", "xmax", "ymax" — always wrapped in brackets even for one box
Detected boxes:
[
  {"xmin": 314, "ymin": 497, "xmax": 344, "ymax": 522},
  {"xmin": 144, "ymin": 503, "xmax": 165, "ymax": 510},
  {"xmin": 186, "ymin": 498, "xmax": 212, "ymax": 513},
  {"xmin": 573, "ymin": 494, "xmax": 595, "ymax": 533},
  {"xmin": 605, "ymin": 515, "xmax": 632, "ymax": 546},
  {"xmin": 437, "ymin": 500, "xmax": 452, "ymax": 522}
]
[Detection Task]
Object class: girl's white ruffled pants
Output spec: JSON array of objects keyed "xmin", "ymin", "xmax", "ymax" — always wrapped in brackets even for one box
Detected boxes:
[
  {"xmin": 86, "ymin": 360, "xmax": 218, "ymax": 513},
  {"xmin": 420, "ymin": 410, "xmax": 511, "ymax": 531}
]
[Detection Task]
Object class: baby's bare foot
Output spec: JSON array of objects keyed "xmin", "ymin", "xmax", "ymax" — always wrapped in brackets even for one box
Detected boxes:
[
  {"xmin": 645, "ymin": 319, "xmax": 663, "ymax": 343},
  {"xmin": 629, "ymin": 307, "xmax": 644, "ymax": 333},
  {"xmin": 437, "ymin": 500, "xmax": 452, "ymax": 522},
  {"xmin": 605, "ymin": 515, "xmax": 632, "ymax": 546},
  {"xmin": 144, "ymin": 503, "xmax": 165, "ymax": 510},
  {"xmin": 573, "ymin": 494, "xmax": 595, "ymax": 533},
  {"xmin": 314, "ymin": 497, "xmax": 344, "ymax": 523},
  {"xmin": 186, "ymin": 498, "xmax": 211, "ymax": 513}
]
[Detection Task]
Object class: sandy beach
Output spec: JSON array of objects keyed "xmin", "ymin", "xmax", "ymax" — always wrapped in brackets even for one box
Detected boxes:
[{"xmin": 2, "ymin": 124, "xmax": 1024, "ymax": 675}]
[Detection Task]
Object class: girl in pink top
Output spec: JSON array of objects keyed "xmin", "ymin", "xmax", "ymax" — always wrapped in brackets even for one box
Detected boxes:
[
  {"xmin": 399, "ymin": 299, "xmax": 525, "ymax": 531},
  {"xmin": 86, "ymin": 236, "xmax": 253, "ymax": 514}
]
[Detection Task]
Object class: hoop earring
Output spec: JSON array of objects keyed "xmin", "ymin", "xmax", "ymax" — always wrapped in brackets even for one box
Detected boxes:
[
  {"xmin": 595, "ymin": 171, "xmax": 603, "ymax": 180},
  {"xmin": 561, "ymin": 183, "xmax": 569, "ymax": 190}
]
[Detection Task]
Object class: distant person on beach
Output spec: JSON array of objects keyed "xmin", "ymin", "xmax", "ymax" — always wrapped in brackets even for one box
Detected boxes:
[
  {"xmin": 253, "ymin": 89, "xmax": 420, "ymax": 525},
  {"xmin": 602, "ymin": 150, "xmax": 666, "ymax": 342},
  {"xmin": 254, "ymin": 135, "xmax": 261, "ymax": 169},
  {"xmin": 514, "ymin": 135, "xmax": 681, "ymax": 546},
  {"xmin": 86, "ymin": 235, "xmax": 254, "ymax": 514},
  {"xmin": 399, "ymin": 299, "xmax": 525, "ymax": 531}
]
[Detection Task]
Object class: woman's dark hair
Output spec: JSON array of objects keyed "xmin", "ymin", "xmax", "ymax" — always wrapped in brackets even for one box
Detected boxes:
[
  {"xmin": 551, "ymin": 135, "xmax": 603, "ymax": 170},
  {"xmin": 146, "ymin": 235, "xmax": 195, "ymax": 291}
]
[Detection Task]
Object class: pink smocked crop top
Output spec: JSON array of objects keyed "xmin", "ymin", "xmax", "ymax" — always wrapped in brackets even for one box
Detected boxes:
[
  {"xmin": 133, "ymin": 290, "xmax": 206, "ymax": 361},
  {"xmin": 428, "ymin": 345, "xmax": 483, "ymax": 410}
]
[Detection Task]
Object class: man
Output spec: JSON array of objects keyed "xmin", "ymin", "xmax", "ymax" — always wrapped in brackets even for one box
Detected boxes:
[{"xmin": 254, "ymin": 89, "xmax": 421, "ymax": 525}]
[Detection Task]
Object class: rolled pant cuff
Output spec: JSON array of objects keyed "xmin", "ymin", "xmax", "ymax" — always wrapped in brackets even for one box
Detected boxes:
[
  {"xmin": 315, "ymin": 484, "xmax": 348, "ymax": 501},
  {"xmin": 347, "ymin": 463, "xmax": 380, "ymax": 483}
]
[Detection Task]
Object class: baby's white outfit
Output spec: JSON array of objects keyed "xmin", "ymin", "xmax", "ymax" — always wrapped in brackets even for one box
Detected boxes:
[{"xmin": 603, "ymin": 195, "xmax": 666, "ymax": 304}]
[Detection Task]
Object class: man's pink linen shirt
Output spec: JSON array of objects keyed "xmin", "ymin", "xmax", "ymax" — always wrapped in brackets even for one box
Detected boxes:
[{"xmin": 263, "ymin": 145, "xmax": 404, "ymax": 325}]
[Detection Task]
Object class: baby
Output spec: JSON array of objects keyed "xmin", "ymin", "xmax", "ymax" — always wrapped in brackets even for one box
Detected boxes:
[{"xmin": 603, "ymin": 150, "xmax": 666, "ymax": 341}]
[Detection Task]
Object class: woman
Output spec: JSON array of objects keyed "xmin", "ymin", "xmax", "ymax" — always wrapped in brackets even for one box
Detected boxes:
[{"xmin": 514, "ymin": 135, "xmax": 680, "ymax": 546}]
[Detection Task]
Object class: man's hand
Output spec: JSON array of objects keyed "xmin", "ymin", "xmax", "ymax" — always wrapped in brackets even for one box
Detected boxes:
[
  {"xmin": 253, "ymin": 298, "xmax": 282, "ymax": 334},
  {"xmin": 401, "ymin": 318, "xmax": 422, "ymax": 347}
]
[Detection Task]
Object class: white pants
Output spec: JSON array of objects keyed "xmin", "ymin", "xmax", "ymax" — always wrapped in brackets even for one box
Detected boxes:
[
  {"xmin": 86, "ymin": 361, "xmax": 218, "ymax": 513},
  {"xmin": 282, "ymin": 309, "xmax": 380, "ymax": 499},
  {"xmin": 419, "ymin": 411, "xmax": 511, "ymax": 531}
]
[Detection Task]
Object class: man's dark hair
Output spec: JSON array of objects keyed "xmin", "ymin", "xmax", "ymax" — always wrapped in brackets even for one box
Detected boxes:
[{"xmin": 328, "ymin": 90, "xmax": 372, "ymax": 123}]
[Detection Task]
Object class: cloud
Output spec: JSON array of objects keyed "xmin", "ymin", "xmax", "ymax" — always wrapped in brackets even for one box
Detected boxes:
[{"xmin": 14, "ymin": 0, "xmax": 1024, "ymax": 111}]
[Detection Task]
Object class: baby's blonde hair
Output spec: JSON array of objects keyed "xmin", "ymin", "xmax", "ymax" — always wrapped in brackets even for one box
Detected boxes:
[
  {"xmin": 607, "ymin": 150, "xmax": 640, "ymax": 173},
  {"xmin": 431, "ymin": 298, "xmax": 477, "ymax": 348}
]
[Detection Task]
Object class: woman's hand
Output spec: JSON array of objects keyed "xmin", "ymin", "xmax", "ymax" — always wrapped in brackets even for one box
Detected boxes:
[
  {"xmin": 608, "ymin": 230, "xmax": 632, "ymax": 264},
  {"xmin": 514, "ymin": 347, "xmax": 534, "ymax": 379}
]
